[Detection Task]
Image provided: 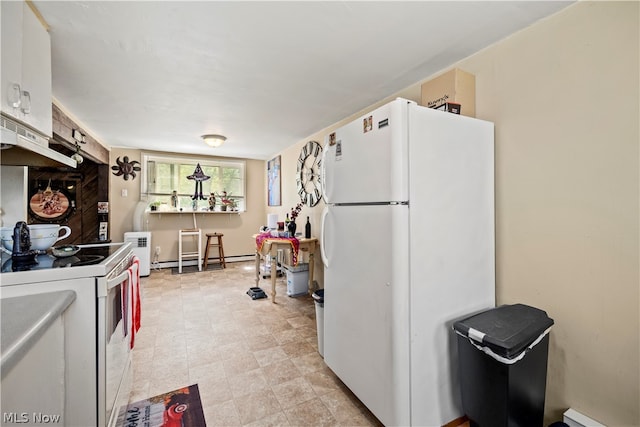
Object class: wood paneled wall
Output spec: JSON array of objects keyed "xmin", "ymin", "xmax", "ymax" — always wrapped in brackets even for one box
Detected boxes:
[
  {"xmin": 29, "ymin": 162, "xmax": 109, "ymax": 244},
  {"xmin": 27, "ymin": 103, "xmax": 111, "ymax": 244}
]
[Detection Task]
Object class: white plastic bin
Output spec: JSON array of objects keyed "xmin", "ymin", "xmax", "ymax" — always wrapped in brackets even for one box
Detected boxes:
[
  {"xmin": 284, "ymin": 263, "xmax": 309, "ymax": 297},
  {"xmin": 312, "ymin": 289, "xmax": 324, "ymax": 357}
]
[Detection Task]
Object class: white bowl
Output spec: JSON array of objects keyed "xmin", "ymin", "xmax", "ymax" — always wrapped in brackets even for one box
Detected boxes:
[
  {"xmin": 0, "ymin": 224, "xmax": 71, "ymax": 251},
  {"xmin": 1, "ymin": 227, "xmax": 14, "ymax": 251}
]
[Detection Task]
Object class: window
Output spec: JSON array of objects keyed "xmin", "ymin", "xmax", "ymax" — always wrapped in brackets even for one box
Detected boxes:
[{"xmin": 142, "ymin": 153, "xmax": 246, "ymax": 211}]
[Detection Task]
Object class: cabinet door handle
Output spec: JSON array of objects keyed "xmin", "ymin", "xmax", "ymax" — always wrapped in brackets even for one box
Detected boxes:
[
  {"xmin": 20, "ymin": 90, "xmax": 31, "ymax": 114},
  {"xmin": 9, "ymin": 83, "xmax": 21, "ymax": 108}
]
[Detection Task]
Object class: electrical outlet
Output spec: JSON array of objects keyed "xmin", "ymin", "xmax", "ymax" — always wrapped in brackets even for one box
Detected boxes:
[{"xmin": 155, "ymin": 246, "xmax": 161, "ymax": 256}]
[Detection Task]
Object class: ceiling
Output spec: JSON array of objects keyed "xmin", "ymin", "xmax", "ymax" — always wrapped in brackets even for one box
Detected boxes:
[{"xmin": 34, "ymin": 1, "xmax": 573, "ymax": 161}]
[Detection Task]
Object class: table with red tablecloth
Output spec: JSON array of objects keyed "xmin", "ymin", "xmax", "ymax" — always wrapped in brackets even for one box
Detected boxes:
[{"xmin": 253, "ymin": 233, "xmax": 318, "ymax": 303}]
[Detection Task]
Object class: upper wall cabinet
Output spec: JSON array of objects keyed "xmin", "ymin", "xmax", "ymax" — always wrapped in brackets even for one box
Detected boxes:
[{"xmin": 1, "ymin": 1, "xmax": 52, "ymax": 137}]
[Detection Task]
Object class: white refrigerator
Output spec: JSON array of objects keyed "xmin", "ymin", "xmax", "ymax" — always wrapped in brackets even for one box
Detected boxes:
[{"xmin": 320, "ymin": 98, "xmax": 495, "ymax": 426}]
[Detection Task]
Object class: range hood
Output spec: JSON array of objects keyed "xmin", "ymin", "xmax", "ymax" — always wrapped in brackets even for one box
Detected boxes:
[{"xmin": 0, "ymin": 113, "xmax": 77, "ymax": 168}]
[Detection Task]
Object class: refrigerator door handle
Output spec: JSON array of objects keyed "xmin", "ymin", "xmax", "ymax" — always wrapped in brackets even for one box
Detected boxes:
[
  {"xmin": 320, "ymin": 206, "xmax": 329, "ymax": 267},
  {"xmin": 321, "ymin": 141, "xmax": 329, "ymax": 202}
]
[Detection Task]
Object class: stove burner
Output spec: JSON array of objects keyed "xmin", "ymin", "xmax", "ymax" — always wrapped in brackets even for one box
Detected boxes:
[
  {"xmin": 72, "ymin": 255, "xmax": 105, "ymax": 266},
  {"xmin": 10, "ymin": 255, "xmax": 38, "ymax": 271},
  {"xmin": 53, "ymin": 255, "xmax": 105, "ymax": 267}
]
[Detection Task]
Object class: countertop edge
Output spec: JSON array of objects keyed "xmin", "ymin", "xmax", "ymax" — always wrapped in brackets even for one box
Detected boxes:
[{"xmin": 1, "ymin": 290, "xmax": 76, "ymax": 378}]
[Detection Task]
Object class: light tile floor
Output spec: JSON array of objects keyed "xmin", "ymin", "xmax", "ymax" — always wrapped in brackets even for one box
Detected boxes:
[{"xmin": 129, "ymin": 261, "xmax": 384, "ymax": 426}]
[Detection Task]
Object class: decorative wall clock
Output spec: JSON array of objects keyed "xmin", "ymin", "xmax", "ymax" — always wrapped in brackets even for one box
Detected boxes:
[{"xmin": 296, "ymin": 140, "xmax": 323, "ymax": 207}]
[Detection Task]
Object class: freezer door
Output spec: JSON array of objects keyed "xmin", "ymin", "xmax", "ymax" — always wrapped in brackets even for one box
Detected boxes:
[
  {"xmin": 322, "ymin": 203, "xmax": 410, "ymax": 426},
  {"xmin": 321, "ymin": 98, "xmax": 409, "ymax": 204}
]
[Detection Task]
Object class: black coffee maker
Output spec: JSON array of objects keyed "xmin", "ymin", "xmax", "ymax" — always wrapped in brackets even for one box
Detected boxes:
[{"xmin": 11, "ymin": 221, "xmax": 38, "ymax": 269}]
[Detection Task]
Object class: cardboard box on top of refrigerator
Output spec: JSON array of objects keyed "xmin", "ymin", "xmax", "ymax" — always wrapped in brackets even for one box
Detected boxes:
[{"xmin": 420, "ymin": 68, "xmax": 476, "ymax": 117}]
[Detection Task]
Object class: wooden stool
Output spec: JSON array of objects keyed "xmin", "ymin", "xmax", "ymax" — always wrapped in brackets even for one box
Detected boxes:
[
  {"xmin": 203, "ymin": 233, "xmax": 226, "ymax": 270},
  {"xmin": 178, "ymin": 228, "xmax": 202, "ymax": 273}
]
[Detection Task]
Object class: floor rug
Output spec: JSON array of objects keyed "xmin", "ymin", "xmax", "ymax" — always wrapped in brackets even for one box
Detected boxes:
[{"xmin": 116, "ymin": 384, "xmax": 206, "ymax": 427}]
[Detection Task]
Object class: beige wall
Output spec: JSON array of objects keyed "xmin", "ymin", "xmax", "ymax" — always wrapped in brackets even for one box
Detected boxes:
[
  {"xmin": 264, "ymin": 140, "xmax": 326, "ymax": 286},
  {"xmin": 268, "ymin": 2, "xmax": 639, "ymax": 425},
  {"xmin": 106, "ymin": 2, "xmax": 638, "ymax": 424},
  {"xmin": 459, "ymin": 2, "xmax": 638, "ymax": 425},
  {"xmin": 109, "ymin": 148, "xmax": 266, "ymax": 261}
]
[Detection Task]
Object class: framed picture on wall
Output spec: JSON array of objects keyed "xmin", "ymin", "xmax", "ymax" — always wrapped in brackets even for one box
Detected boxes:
[{"xmin": 267, "ymin": 155, "xmax": 281, "ymax": 206}]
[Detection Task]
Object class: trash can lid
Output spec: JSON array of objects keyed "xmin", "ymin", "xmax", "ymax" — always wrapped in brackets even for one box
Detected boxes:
[
  {"xmin": 312, "ymin": 289, "xmax": 324, "ymax": 303},
  {"xmin": 453, "ymin": 304, "xmax": 554, "ymax": 360}
]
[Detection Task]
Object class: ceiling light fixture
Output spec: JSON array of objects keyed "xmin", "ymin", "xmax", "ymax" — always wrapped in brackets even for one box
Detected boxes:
[
  {"xmin": 71, "ymin": 128, "xmax": 86, "ymax": 164},
  {"xmin": 71, "ymin": 142, "xmax": 84, "ymax": 164},
  {"xmin": 202, "ymin": 134, "xmax": 227, "ymax": 148}
]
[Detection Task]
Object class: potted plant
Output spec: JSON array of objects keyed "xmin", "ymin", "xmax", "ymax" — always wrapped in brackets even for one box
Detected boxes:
[
  {"xmin": 218, "ymin": 191, "xmax": 236, "ymax": 211},
  {"xmin": 225, "ymin": 199, "xmax": 238, "ymax": 211},
  {"xmin": 288, "ymin": 202, "xmax": 303, "ymax": 235},
  {"xmin": 149, "ymin": 201, "xmax": 162, "ymax": 211}
]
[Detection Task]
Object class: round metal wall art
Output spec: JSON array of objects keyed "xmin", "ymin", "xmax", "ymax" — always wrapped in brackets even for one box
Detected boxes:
[{"xmin": 111, "ymin": 156, "xmax": 141, "ymax": 180}]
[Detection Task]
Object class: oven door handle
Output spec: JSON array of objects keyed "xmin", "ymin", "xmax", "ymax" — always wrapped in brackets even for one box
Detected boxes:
[{"xmin": 107, "ymin": 271, "xmax": 130, "ymax": 290}]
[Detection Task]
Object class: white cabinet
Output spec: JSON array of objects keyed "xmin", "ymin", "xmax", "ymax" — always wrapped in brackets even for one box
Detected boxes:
[
  {"xmin": 1, "ymin": 316, "xmax": 65, "ymax": 425},
  {"xmin": 1, "ymin": 281, "xmax": 97, "ymax": 426},
  {"xmin": 1, "ymin": 1, "xmax": 52, "ymax": 137},
  {"xmin": 1, "ymin": 2, "xmax": 23, "ymax": 113}
]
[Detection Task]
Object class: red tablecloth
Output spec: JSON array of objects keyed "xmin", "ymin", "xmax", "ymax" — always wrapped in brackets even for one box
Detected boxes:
[{"xmin": 255, "ymin": 232, "xmax": 300, "ymax": 265}]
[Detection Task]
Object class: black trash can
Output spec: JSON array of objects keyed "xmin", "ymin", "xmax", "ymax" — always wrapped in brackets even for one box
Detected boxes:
[{"xmin": 453, "ymin": 304, "xmax": 554, "ymax": 427}]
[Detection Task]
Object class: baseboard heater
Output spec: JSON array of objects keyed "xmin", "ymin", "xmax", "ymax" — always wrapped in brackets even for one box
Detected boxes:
[
  {"xmin": 563, "ymin": 409, "xmax": 606, "ymax": 427},
  {"xmin": 153, "ymin": 254, "xmax": 255, "ymax": 270}
]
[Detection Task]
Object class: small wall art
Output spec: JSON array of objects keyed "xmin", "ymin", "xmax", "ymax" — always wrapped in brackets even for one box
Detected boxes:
[{"xmin": 267, "ymin": 155, "xmax": 281, "ymax": 206}]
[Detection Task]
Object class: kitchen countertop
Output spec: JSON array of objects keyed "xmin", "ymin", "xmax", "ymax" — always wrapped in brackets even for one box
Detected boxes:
[{"xmin": 1, "ymin": 290, "xmax": 76, "ymax": 378}]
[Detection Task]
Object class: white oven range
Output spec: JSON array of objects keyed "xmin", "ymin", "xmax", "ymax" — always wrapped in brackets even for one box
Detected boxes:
[{"xmin": 0, "ymin": 242, "xmax": 136, "ymax": 427}]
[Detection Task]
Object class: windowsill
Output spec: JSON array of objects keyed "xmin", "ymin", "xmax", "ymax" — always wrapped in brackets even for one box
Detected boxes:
[{"xmin": 147, "ymin": 209, "xmax": 241, "ymax": 214}]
